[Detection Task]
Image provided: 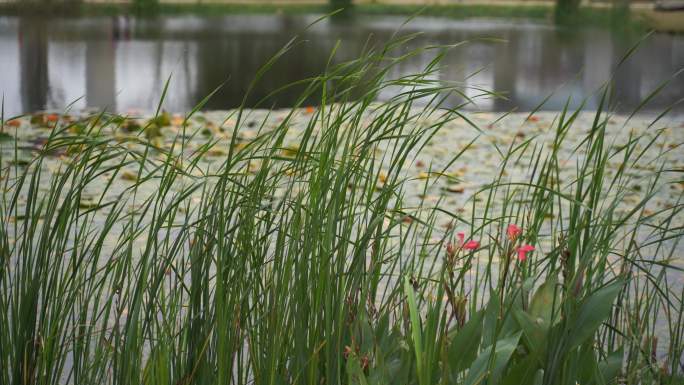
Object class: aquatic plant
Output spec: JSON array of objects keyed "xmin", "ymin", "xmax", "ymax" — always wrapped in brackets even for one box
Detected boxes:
[{"xmin": 0, "ymin": 31, "xmax": 682, "ymax": 385}]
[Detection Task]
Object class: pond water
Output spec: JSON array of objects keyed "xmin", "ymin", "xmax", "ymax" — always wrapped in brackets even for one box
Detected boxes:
[{"xmin": 0, "ymin": 13, "xmax": 683, "ymax": 117}]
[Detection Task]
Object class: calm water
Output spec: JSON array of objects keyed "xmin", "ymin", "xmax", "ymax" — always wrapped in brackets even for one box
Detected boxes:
[{"xmin": 0, "ymin": 14, "xmax": 683, "ymax": 116}]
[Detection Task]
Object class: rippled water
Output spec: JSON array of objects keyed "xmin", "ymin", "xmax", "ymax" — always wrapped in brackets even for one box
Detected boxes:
[{"xmin": 0, "ymin": 13, "xmax": 683, "ymax": 117}]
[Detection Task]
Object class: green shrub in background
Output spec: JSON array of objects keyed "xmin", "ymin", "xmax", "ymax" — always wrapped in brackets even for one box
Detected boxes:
[
  {"xmin": 330, "ymin": 0, "xmax": 353, "ymax": 10},
  {"xmin": 133, "ymin": 0, "xmax": 158, "ymax": 13}
]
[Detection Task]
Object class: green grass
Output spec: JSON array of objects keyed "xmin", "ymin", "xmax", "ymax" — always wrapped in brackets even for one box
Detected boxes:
[{"xmin": 0, "ymin": 31, "xmax": 682, "ymax": 384}]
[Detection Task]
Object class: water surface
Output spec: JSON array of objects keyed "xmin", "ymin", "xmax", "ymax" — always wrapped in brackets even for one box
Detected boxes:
[{"xmin": 0, "ymin": 14, "xmax": 682, "ymax": 116}]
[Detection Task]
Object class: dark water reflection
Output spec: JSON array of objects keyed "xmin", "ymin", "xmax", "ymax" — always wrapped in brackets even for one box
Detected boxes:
[{"xmin": 0, "ymin": 14, "xmax": 682, "ymax": 116}]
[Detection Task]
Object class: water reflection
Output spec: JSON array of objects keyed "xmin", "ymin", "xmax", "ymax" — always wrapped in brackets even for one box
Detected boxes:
[
  {"xmin": 0, "ymin": 14, "xmax": 682, "ymax": 116},
  {"xmin": 18, "ymin": 17, "xmax": 48, "ymax": 113}
]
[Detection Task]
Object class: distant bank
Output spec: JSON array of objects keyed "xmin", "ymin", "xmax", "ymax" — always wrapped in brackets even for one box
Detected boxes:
[{"xmin": 0, "ymin": 0, "xmax": 682, "ymax": 32}]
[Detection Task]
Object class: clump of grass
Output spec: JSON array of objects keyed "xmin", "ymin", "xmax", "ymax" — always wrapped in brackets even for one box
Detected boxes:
[{"xmin": 0, "ymin": 32, "xmax": 682, "ymax": 385}]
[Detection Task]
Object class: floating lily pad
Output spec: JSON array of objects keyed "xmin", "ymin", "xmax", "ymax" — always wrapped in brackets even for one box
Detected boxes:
[
  {"xmin": 9, "ymin": 159, "xmax": 30, "ymax": 167},
  {"xmin": 5, "ymin": 119, "xmax": 21, "ymax": 128},
  {"xmin": 444, "ymin": 184, "xmax": 466, "ymax": 194},
  {"xmin": 69, "ymin": 123, "xmax": 88, "ymax": 135},
  {"xmin": 121, "ymin": 171, "xmax": 139, "ymax": 182},
  {"xmin": 149, "ymin": 111, "xmax": 171, "ymax": 127},
  {"xmin": 206, "ymin": 149, "xmax": 227, "ymax": 157},
  {"xmin": 110, "ymin": 115, "xmax": 127, "ymax": 125},
  {"xmin": 30, "ymin": 113, "xmax": 45, "ymax": 125},
  {"xmin": 78, "ymin": 199, "xmax": 99, "ymax": 209},
  {"xmin": 119, "ymin": 119, "xmax": 141, "ymax": 132},
  {"xmin": 66, "ymin": 144, "xmax": 84, "ymax": 156},
  {"xmin": 281, "ymin": 146, "xmax": 299, "ymax": 157},
  {"xmin": 171, "ymin": 115, "xmax": 185, "ymax": 126},
  {"xmin": 144, "ymin": 123, "xmax": 162, "ymax": 139}
]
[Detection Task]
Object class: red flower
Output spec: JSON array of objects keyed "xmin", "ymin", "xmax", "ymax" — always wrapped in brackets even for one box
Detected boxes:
[
  {"xmin": 463, "ymin": 240, "xmax": 480, "ymax": 250},
  {"xmin": 507, "ymin": 224, "xmax": 522, "ymax": 242},
  {"xmin": 6, "ymin": 119, "xmax": 21, "ymax": 127},
  {"xmin": 516, "ymin": 244, "xmax": 535, "ymax": 261}
]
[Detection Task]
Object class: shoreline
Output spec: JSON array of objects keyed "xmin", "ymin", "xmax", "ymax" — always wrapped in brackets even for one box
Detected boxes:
[{"xmin": 0, "ymin": 2, "xmax": 665, "ymax": 31}]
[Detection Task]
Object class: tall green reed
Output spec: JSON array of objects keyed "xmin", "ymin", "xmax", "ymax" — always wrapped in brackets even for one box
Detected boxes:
[{"xmin": 0, "ymin": 32, "xmax": 682, "ymax": 385}]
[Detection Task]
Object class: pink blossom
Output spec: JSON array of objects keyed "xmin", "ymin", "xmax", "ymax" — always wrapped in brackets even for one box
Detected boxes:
[
  {"xmin": 463, "ymin": 240, "xmax": 480, "ymax": 250},
  {"xmin": 507, "ymin": 224, "xmax": 522, "ymax": 242},
  {"xmin": 516, "ymin": 244, "xmax": 535, "ymax": 261},
  {"xmin": 457, "ymin": 232, "xmax": 465, "ymax": 246}
]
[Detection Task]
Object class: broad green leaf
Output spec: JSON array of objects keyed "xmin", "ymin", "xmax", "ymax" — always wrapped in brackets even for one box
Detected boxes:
[
  {"xmin": 568, "ymin": 279, "xmax": 625, "ymax": 352},
  {"xmin": 529, "ymin": 275, "xmax": 560, "ymax": 327},
  {"xmin": 482, "ymin": 291, "xmax": 500, "ymax": 348},
  {"xmin": 464, "ymin": 331, "xmax": 522, "ymax": 385},
  {"xmin": 448, "ymin": 310, "xmax": 485, "ymax": 374},
  {"xmin": 368, "ymin": 356, "xmax": 403, "ymax": 385},
  {"xmin": 577, "ymin": 346, "xmax": 600, "ymax": 385},
  {"xmin": 501, "ymin": 354, "xmax": 540, "ymax": 385},
  {"xmin": 598, "ymin": 347, "xmax": 623, "ymax": 385},
  {"xmin": 512, "ymin": 308, "xmax": 547, "ymax": 359}
]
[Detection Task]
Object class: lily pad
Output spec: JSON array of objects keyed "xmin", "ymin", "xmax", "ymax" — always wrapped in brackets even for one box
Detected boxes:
[
  {"xmin": 444, "ymin": 184, "xmax": 466, "ymax": 194},
  {"xmin": 121, "ymin": 171, "xmax": 139, "ymax": 182},
  {"xmin": 122, "ymin": 119, "xmax": 142, "ymax": 132},
  {"xmin": 9, "ymin": 159, "xmax": 30, "ymax": 166},
  {"xmin": 78, "ymin": 199, "xmax": 99, "ymax": 210},
  {"xmin": 144, "ymin": 123, "xmax": 162, "ymax": 139}
]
